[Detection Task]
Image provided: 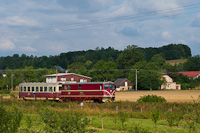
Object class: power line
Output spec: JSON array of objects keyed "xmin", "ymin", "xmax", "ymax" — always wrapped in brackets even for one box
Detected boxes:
[{"xmin": 0, "ymin": 3, "xmax": 200, "ymax": 37}]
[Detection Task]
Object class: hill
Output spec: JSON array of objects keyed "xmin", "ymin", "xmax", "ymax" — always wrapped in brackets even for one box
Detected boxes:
[
  {"xmin": 0, "ymin": 44, "xmax": 191, "ymax": 69},
  {"xmin": 166, "ymin": 59, "xmax": 188, "ymax": 66}
]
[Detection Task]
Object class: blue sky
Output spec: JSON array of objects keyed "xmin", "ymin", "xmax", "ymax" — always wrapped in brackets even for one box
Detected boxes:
[{"xmin": 0, "ymin": 0, "xmax": 200, "ymax": 57}]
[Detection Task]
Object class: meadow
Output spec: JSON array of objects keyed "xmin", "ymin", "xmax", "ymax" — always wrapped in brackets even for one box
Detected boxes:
[{"xmin": 0, "ymin": 90, "xmax": 200, "ymax": 132}]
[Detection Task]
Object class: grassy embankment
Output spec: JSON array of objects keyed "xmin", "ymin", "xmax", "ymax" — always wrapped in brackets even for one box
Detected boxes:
[{"xmin": 1, "ymin": 92, "xmax": 200, "ymax": 132}]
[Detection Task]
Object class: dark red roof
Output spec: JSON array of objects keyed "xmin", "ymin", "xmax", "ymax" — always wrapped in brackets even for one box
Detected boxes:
[{"xmin": 178, "ymin": 71, "xmax": 200, "ymax": 78}]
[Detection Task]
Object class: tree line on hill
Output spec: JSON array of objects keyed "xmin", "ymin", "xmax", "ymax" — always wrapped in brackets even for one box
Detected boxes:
[{"xmin": 0, "ymin": 43, "xmax": 200, "ymax": 90}]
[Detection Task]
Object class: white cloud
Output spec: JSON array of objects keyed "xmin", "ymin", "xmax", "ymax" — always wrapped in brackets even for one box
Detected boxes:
[
  {"xmin": 161, "ymin": 31, "xmax": 172, "ymax": 40},
  {"xmin": 20, "ymin": 46, "xmax": 36, "ymax": 52},
  {"xmin": 0, "ymin": 16, "xmax": 38, "ymax": 26},
  {"xmin": 0, "ymin": 39, "xmax": 16, "ymax": 51}
]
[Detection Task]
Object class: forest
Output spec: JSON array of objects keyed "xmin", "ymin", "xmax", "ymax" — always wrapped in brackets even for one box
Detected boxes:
[{"xmin": 0, "ymin": 43, "xmax": 200, "ymax": 90}]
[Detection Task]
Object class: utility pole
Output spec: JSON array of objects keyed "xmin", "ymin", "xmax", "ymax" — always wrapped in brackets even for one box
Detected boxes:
[
  {"xmin": 150, "ymin": 71, "xmax": 152, "ymax": 91},
  {"xmin": 11, "ymin": 72, "xmax": 13, "ymax": 91},
  {"xmin": 135, "ymin": 69, "xmax": 137, "ymax": 91}
]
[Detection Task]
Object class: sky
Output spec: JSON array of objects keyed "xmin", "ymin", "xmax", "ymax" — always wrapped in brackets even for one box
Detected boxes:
[{"xmin": 0, "ymin": 0, "xmax": 200, "ymax": 57}]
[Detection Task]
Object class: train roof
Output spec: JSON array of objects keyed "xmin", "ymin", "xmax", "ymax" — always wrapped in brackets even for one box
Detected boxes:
[
  {"xmin": 19, "ymin": 82, "xmax": 59, "ymax": 86},
  {"xmin": 62, "ymin": 81, "xmax": 114, "ymax": 85}
]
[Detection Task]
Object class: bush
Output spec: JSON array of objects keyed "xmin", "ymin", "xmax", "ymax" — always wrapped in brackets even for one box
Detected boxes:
[
  {"xmin": 137, "ymin": 95, "xmax": 166, "ymax": 103},
  {"xmin": 0, "ymin": 90, "xmax": 10, "ymax": 94}
]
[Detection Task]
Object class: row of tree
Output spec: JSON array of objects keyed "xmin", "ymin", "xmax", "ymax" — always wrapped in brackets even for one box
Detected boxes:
[
  {"xmin": 0, "ymin": 44, "xmax": 199, "ymax": 90},
  {"xmin": 0, "ymin": 44, "xmax": 191, "ymax": 69}
]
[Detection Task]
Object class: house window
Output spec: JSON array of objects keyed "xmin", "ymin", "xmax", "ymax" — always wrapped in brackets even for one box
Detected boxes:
[
  {"xmin": 167, "ymin": 84, "xmax": 171, "ymax": 87},
  {"xmin": 61, "ymin": 77, "xmax": 66, "ymax": 81},
  {"xmin": 125, "ymin": 82, "xmax": 128, "ymax": 87}
]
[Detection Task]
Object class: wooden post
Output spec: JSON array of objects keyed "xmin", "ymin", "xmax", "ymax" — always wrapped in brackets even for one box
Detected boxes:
[
  {"xmin": 90, "ymin": 118, "xmax": 92, "ymax": 127},
  {"xmin": 102, "ymin": 117, "xmax": 103, "ymax": 130}
]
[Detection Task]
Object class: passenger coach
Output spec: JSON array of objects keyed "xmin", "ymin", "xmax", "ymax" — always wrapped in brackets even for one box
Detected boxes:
[
  {"xmin": 19, "ymin": 83, "xmax": 62, "ymax": 100},
  {"xmin": 61, "ymin": 82, "xmax": 115, "ymax": 102}
]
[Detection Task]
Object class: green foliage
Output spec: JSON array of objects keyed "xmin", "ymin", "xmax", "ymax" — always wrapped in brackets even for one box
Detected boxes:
[
  {"xmin": 0, "ymin": 105, "xmax": 23, "ymax": 132},
  {"xmin": 128, "ymin": 123, "xmax": 150, "ymax": 133},
  {"xmin": 39, "ymin": 107, "xmax": 59, "ymax": 132},
  {"xmin": 150, "ymin": 54, "xmax": 166, "ymax": 68},
  {"xmin": 166, "ymin": 111, "xmax": 176, "ymax": 128},
  {"xmin": 68, "ymin": 62, "xmax": 87, "ymax": 75},
  {"xmin": 0, "ymin": 90, "xmax": 10, "ymax": 94},
  {"xmin": 183, "ymin": 55, "xmax": 200, "ymax": 71},
  {"xmin": 129, "ymin": 61, "xmax": 163, "ymax": 90},
  {"xmin": 117, "ymin": 45, "xmax": 144, "ymax": 69},
  {"xmin": 137, "ymin": 95, "xmax": 166, "ymax": 103},
  {"xmin": 118, "ymin": 111, "xmax": 128, "ymax": 130},
  {"xmin": 89, "ymin": 60, "xmax": 118, "ymax": 81}
]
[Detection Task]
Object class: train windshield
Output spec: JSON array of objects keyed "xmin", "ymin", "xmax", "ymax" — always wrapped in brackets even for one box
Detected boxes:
[{"xmin": 104, "ymin": 84, "xmax": 115, "ymax": 89}]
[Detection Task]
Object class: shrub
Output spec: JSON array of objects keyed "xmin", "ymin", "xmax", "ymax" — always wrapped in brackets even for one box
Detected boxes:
[
  {"xmin": 0, "ymin": 90, "xmax": 10, "ymax": 94},
  {"xmin": 137, "ymin": 95, "xmax": 166, "ymax": 103}
]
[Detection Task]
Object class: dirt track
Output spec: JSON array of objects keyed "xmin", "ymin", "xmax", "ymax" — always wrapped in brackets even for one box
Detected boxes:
[{"xmin": 115, "ymin": 90, "xmax": 200, "ymax": 103}]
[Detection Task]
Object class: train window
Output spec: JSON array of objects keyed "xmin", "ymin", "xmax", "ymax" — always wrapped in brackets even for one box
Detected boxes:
[
  {"xmin": 112, "ymin": 85, "xmax": 115, "ymax": 89},
  {"xmin": 100, "ymin": 85, "xmax": 102, "ymax": 90},
  {"xmin": 78, "ymin": 85, "xmax": 81, "ymax": 90},
  {"xmin": 54, "ymin": 87, "xmax": 56, "ymax": 92},
  {"xmin": 27, "ymin": 87, "xmax": 30, "ymax": 92},
  {"xmin": 32, "ymin": 87, "xmax": 34, "ymax": 92},
  {"xmin": 71, "ymin": 77, "xmax": 74, "ymax": 81},
  {"xmin": 104, "ymin": 84, "xmax": 109, "ymax": 89},
  {"xmin": 65, "ymin": 85, "xmax": 68, "ymax": 90},
  {"xmin": 68, "ymin": 85, "xmax": 71, "ymax": 90},
  {"xmin": 36, "ymin": 87, "xmax": 39, "ymax": 92},
  {"xmin": 59, "ymin": 87, "xmax": 62, "ymax": 91},
  {"xmin": 40, "ymin": 87, "xmax": 43, "ymax": 92},
  {"xmin": 44, "ymin": 87, "xmax": 47, "ymax": 92},
  {"xmin": 49, "ymin": 87, "xmax": 52, "ymax": 92},
  {"xmin": 24, "ymin": 87, "xmax": 26, "ymax": 92}
]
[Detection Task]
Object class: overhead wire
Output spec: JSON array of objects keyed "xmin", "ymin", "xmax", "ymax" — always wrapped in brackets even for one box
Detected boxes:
[{"xmin": 0, "ymin": 3, "xmax": 200, "ymax": 37}]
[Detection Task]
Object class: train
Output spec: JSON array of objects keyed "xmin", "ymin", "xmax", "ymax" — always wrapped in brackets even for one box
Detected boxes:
[{"xmin": 19, "ymin": 82, "xmax": 115, "ymax": 102}]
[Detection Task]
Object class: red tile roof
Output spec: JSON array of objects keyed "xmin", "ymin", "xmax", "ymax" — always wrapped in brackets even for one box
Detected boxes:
[{"xmin": 178, "ymin": 71, "xmax": 200, "ymax": 78}]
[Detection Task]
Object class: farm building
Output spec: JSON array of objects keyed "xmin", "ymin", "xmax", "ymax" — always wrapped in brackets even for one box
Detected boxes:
[
  {"xmin": 161, "ymin": 75, "xmax": 181, "ymax": 90},
  {"xmin": 114, "ymin": 78, "xmax": 132, "ymax": 91},
  {"xmin": 45, "ymin": 73, "xmax": 92, "ymax": 83},
  {"xmin": 178, "ymin": 71, "xmax": 200, "ymax": 79}
]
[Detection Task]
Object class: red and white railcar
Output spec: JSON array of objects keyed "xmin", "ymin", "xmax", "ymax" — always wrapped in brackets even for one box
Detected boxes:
[
  {"xmin": 61, "ymin": 82, "xmax": 115, "ymax": 102},
  {"xmin": 19, "ymin": 83, "xmax": 62, "ymax": 100}
]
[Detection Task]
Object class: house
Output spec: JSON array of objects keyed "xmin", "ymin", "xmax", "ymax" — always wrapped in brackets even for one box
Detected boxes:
[
  {"xmin": 45, "ymin": 73, "xmax": 92, "ymax": 83},
  {"xmin": 161, "ymin": 75, "xmax": 181, "ymax": 90},
  {"xmin": 114, "ymin": 78, "xmax": 132, "ymax": 91},
  {"xmin": 178, "ymin": 71, "xmax": 200, "ymax": 79}
]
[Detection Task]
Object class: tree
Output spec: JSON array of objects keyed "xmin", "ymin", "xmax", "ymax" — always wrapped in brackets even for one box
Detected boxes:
[
  {"xmin": 183, "ymin": 55, "xmax": 200, "ymax": 71},
  {"xmin": 89, "ymin": 60, "xmax": 118, "ymax": 81},
  {"xmin": 150, "ymin": 54, "xmax": 165, "ymax": 68},
  {"xmin": 67, "ymin": 62, "xmax": 87, "ymax": 75},
  {"xmin": 116, "ymin": 45, "xmax": 144, "ymax": 69},
  {"xmin": 128, "ymin": 61, "xmax": 162, "ymax": 90}
]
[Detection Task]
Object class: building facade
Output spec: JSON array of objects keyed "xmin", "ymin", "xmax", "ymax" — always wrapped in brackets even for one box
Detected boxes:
[
  {"xmin": 114, "ymin": 78, "xmax": 132, "ymax": 91},
  {"xmin": 45, "ymin": 73, "xmax": 92, "ymax": 83}
]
